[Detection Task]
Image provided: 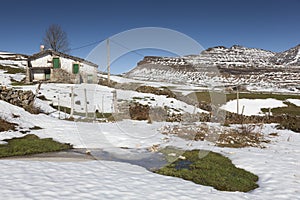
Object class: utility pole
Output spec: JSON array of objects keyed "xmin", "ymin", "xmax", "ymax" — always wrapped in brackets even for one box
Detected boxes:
[{"xmin": 107, "ymin": 38, "xmax": 110, "ymax": 85}]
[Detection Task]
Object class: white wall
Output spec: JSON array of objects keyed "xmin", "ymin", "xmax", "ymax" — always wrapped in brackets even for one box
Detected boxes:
[
  {"xmin": 80, "ymin": 63, "xmax": 98, "ymax": 83},
  {"xmin": 60, "ymin": 57, "xmax": 75, "ymax": 74},
  {"xmin": 30, "ymin": 55, "xmax": 52, "ymax": 68}
]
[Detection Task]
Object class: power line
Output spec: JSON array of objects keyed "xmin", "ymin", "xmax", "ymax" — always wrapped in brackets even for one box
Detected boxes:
[
  {"xmin": 69, "ymin": 38, "xmax": 146, "ymax": 60},
  {"xmin": 109, "ymin": 39, "xmax": 145, "ymax": 58},
  {"xmin": 69, "ymin": 39, "xmax": 106, "ymax": 51}
]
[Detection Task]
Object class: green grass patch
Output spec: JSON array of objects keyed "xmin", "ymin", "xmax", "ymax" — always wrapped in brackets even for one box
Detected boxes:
[
  {"xmin": 0, "ymin": 134, "xmax": 72, "ymax": 158},
  {"xmin": 155, "ymin": 148, "xmax": 259, "ymax": 192},
  {"xmin": 0, "ymin": 65, "xmax": 25, "ymax": 74}
]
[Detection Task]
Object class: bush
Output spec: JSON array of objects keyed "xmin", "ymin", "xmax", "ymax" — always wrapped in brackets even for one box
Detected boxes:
[
  {"xmin": 136, "ymin": 85, "xmax": 176, "ymax": 98},
  {"xmin": 129, "ymin": 103, "xmax": 149, "ymax": 120}
]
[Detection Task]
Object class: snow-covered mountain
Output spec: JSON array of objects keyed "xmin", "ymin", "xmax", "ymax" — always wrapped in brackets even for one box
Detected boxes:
[
  {"xmin": 270, "ymin": 44, "xmax": 300, "ymax": 66},
  {"xmin": 125, "ymin": 45, "xmax": 300, "ymax": 91},
  {"xmin": 187, "ymin": 45, "xmax": 276, "ymax": 67},
  {"xmin": 0, "ymin": 51, "xmax": 28, "ymax": 68}
]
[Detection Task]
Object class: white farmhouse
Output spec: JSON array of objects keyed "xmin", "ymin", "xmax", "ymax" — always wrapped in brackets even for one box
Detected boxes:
[{"xmin": 27, "ymin": 49, "xmax": 98, "ymax": 83}]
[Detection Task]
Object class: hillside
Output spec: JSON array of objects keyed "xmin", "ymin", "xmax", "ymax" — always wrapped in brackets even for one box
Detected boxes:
[
  {"xmin": 0, "ymin": 51, "xmax": 28, "ymax": 68},
  {"xmin": 125, "ymin": 45, "xmax": 300, "ymax": 92}
]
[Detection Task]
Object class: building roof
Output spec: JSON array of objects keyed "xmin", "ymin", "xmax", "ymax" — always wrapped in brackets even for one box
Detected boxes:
[{"xmin": 28, "ymin": 50, "xmax": 98, "ymax": 67}]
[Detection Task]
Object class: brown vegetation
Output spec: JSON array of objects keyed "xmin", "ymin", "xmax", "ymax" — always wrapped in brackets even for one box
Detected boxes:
[{"xmin": 0, "ymin": 118, "xmax": 17, "ymax": 132}]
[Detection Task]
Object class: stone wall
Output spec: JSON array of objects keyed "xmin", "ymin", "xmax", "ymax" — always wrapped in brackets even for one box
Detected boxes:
[
  {"xmin": 0, "ymin": 86, "xmax": 39, "ymax": 114},
  {"xmin": 51, "ymin": 68, "xmax": 80, "ymax": 84}
]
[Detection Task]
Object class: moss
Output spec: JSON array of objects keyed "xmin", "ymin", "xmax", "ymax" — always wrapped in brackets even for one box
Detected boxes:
[
  {"xmin": 0, "ymin": 134, "xmax": 72, "ymax": 157},
  {"xmin": 155, "ymin": 148, "xmax": 259, "ymax": 192}
]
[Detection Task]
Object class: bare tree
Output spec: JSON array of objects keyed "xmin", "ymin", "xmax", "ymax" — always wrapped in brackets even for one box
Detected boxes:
[{"xmin": 43, "ymin": 24, "xmax": 70, "ymax": 53}]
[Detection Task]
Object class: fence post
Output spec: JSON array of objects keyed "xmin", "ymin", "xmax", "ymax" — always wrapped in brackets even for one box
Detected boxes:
[
  {"xmin": 58, "ymin": 95, "xmax": 60, "ymax": 119},
  {"xmin": 70, "ymin": 86, "xmax": 74, "ymax": 118},
  {"xmin": 84, "ymin": 88, "xmax": 88, "ymax": 118}
]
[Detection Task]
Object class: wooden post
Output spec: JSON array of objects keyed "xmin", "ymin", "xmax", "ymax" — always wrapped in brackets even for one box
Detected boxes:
[
  {"xmin": 112, "ymin": 90, "xmax": 117, "ymax": 113},
  {"xmin": 94, "ymin": 105, "xmax": 97, "ymax": 121},
  {"xmin": 84, "ymin": 88, "xmax": 88, "ymax": 118},
  {"xmin": 102, "ymin": 95, "xmax": 104, "ymax": 116},
  {"xmin": 241, "ymin": 105, "xmax": 245, "ymax": 116},
  {"xmin": 70, "ymin": 86, "xmax": 74, "ymax": 118},
  {"xmin": 107, "ymin": 38, "xmax": 110, "ymax": 85},
  {"xmin": 58, "ymin": 95, "xmax": 60, "ymax": 119},
  {"xmin": 236, "ymin": 87, "xmax": 239, "ymax": 115}
]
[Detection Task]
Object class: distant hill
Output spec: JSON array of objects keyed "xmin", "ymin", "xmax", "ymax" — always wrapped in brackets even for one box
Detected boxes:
[{"xmin": 125, "ymin": 44, "xmax": 300, "ymax": 91}]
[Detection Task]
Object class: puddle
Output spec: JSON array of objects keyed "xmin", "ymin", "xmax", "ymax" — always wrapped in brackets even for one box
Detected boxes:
[
  {"xmin": 7, "ymin": 148, "xmax": 169, "ymax": 171},
  {"xmin": 86, "ymin": 148, "xmax": 168, "ymax": 171},
  {"xmin": 175, "ymin": 160, "xmax": 193, "ymax": 170}
]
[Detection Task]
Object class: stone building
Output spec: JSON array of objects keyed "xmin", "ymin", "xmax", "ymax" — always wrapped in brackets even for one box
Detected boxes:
[{"xmin": 27, "ymin": 49, "xmax": 98, "ymax": 83}]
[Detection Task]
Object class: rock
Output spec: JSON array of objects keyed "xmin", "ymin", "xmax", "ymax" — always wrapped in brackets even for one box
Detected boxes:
[
  {"xmin": 178, "ymin": 155, "xmax": 186, "ymax": 160},
  {"xmin": 129, "ymin": 103, "xmax": 150, "ymax": 120}
]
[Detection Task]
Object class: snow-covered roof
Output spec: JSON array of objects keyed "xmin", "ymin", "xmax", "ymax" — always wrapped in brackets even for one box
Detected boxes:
[{"xmin": 28, "ymin": 50, "xmax": 98, "ymax": 68}]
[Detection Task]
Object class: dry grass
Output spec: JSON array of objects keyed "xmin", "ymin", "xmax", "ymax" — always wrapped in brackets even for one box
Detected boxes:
[
  {"xmin": 160, "ymin": 123, "xmax": 270, "ymax": 148},
  {"xmin": 0, "ymin": 118, "xmax": 17, "ymax": 132}
]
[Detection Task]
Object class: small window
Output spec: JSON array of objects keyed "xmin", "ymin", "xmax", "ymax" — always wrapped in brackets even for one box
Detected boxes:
[
  {"xmin": 73, "ymin": 63, "xmax": 79, "ymax": 74},
  {"xmin": 87, "ymin": 74, "xmax": 93, "ymax": 83},
  {"xmin": 53, "ymin": 58, "xmax": 60, "ymax": 68}
]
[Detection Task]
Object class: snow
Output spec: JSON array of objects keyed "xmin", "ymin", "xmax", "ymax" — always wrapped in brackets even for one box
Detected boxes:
[
  {"xmin": 221, "ymin": 98, "xmax": 287, "ymax": 116},
  {"xmin": 20, "ymin": 83, "xmax": 206, "ymax": 117},
  {"xmin": 287, "ymin": 99, "xmax": 300, "ymax": 107},
  {"xmin": 103, "ymin": 74, "xmax": 208, "ymax": 96},
  {"xmin": 116, "ymin": 89, "xmax": 207, "ymax": 114},
  {"xmin": 0, "ymin": 96, "xmax": 300, "ymax": 199},
  {"xmin": 0, "ymin": 74, "xmax": 299, "ymax": 199},
  {"xmin": 0, "ymin": 69, "xmax": 25, "ymax": 86}
]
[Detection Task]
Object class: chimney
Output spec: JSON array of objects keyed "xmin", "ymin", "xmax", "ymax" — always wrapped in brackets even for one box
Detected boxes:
[{"xmin": 40, "ymin": 45, "xmax": 45, "ymax": 52}]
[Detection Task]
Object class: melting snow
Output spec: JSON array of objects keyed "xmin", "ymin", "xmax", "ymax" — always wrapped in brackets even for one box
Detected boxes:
[{"xmin": 221, "ymin": 98, "xmax": 287, "ymax": 116}]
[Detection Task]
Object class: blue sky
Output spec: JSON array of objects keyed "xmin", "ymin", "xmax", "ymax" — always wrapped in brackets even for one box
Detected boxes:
[{"xmin": 1, "ymin": 0, "xmax": 300, "ymax": 73}]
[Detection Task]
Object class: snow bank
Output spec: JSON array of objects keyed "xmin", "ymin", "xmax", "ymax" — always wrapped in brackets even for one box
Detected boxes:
[
  {"xmin": 221, "ymin": 98, "xmax": 287, "ymax": 116},
  {"xmin": 287, "ymin": 99, "xmax": 300, "ymax": 107}
]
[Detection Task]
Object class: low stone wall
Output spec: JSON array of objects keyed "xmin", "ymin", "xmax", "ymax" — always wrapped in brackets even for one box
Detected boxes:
[{"xmin": 0, "ymin": 86, "xmax": 39, "ymax": 114}]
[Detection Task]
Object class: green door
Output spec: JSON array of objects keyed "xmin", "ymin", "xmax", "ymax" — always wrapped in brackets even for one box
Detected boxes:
[
  {"xmin": 53, "ymin": 58, "xmax": 60, "ymax": 68},
  {"xmin": 73, "ymin": 63, "xmax": 79, "ymax": 74},
  {"xmin": 45, "ymin": 69, "xmax": 51, "ymax": 80}
]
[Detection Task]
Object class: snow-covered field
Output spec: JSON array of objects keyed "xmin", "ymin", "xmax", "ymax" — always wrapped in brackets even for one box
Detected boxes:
[
  {"xmin": 287, "ymin": 99, "xmax": 300, "ymax": 107},
  {"xmin": 20, "ymin": 82, "xmax": 206, "ymax": 117},
  {"xmin": 1, "ymin": 69, "xmax": 300, "ymax": 199},
  {"xmin": 221, "ymin": 98, "xmax": 288, "ymax": 116},
  {"xmin": 0, "ymin": 99, "xmax": 300, "ymax": 199}
]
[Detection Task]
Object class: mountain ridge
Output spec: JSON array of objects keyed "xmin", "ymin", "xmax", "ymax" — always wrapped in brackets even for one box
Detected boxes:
[{"xmin": 125, "ymin": 44, "xmax": 300, "ymax": 91}]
